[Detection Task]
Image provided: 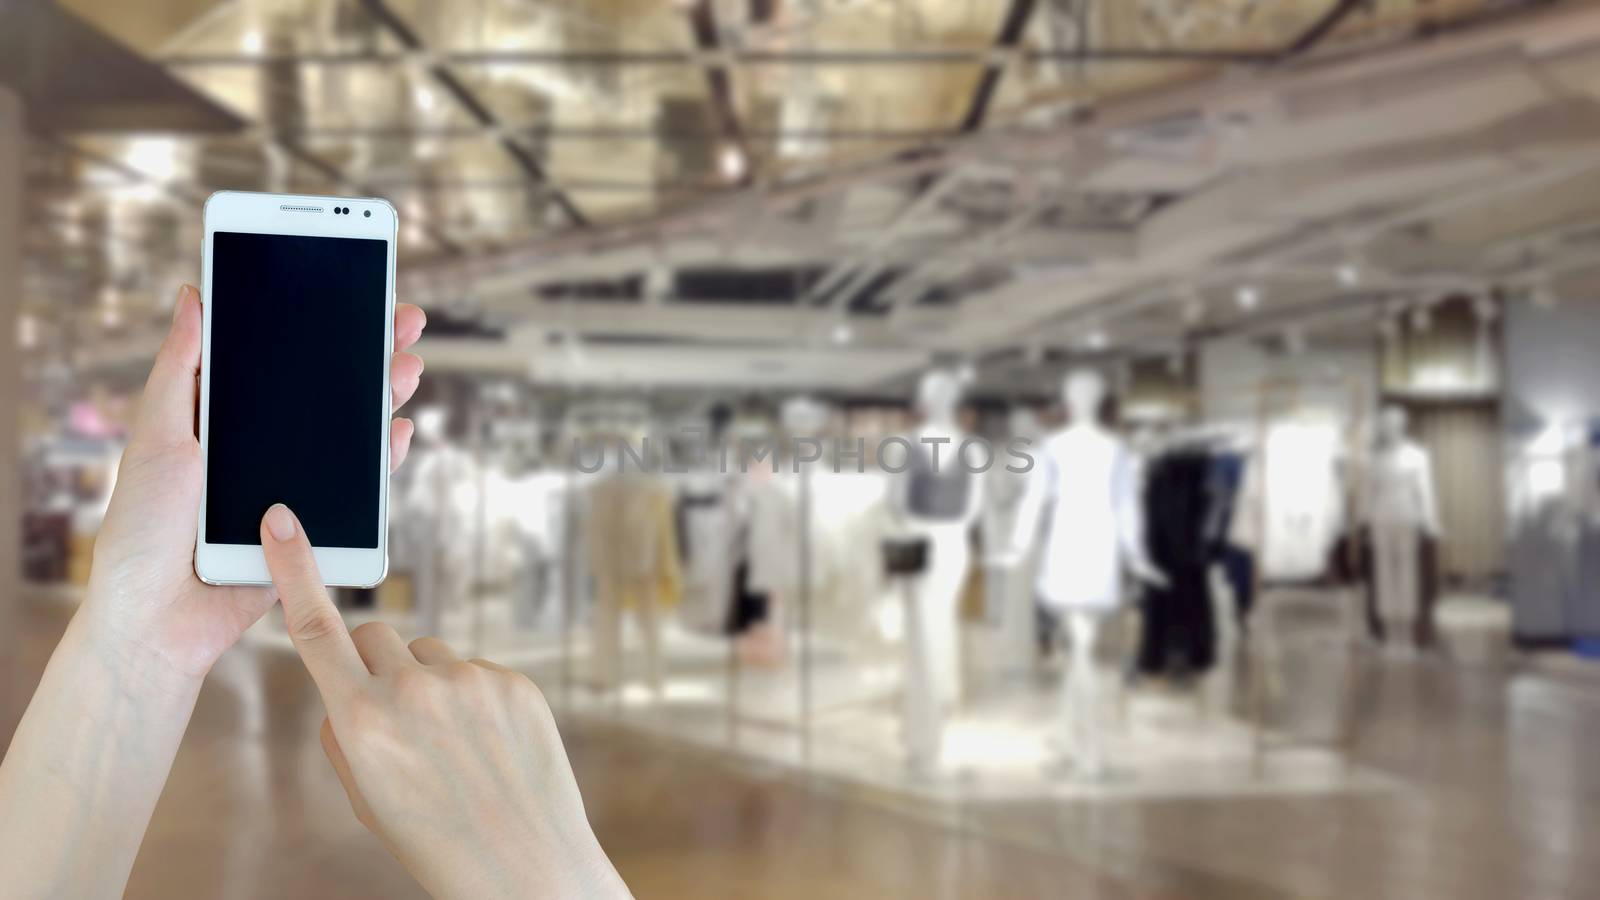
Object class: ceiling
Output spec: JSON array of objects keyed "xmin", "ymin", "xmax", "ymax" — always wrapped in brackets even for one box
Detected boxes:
[{"xmin": 15, "ymin": 0, "xmax": 1600, "ymax": 394}]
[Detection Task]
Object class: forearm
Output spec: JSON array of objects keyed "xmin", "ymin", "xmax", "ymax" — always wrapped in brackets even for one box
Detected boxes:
[{"xmin": 0, "ymin": 608, "xmax": 201, "ymax": 898}]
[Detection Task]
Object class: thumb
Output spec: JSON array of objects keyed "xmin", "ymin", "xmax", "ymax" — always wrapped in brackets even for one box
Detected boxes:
[
  {"xmin": 260, "ymin": 504, "xmax": 365, "ymax": 699},
  {"xmin": 128, "ymin": 284, "xmax": 202, "ymax": 458}
]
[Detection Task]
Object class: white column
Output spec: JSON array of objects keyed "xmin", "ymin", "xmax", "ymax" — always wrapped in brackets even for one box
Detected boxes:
[{"xmin": 0, "ymin": 87, "xmax": 22, "ymax": 745}]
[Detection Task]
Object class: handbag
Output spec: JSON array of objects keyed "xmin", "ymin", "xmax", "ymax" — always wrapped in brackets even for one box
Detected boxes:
[{"xmin": 880, "ymin": 536, "xmax": 931, "ymax": 577}]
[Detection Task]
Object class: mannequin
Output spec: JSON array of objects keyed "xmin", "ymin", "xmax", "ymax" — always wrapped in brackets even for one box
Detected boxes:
[
  {"xmin": 1012, "ymin": 369, "xmax": 1167, "ymax": 777},
  {"xmin": 1364, "ymin": 406, "xmax": 1441, "ymax": 645},
  {"xmin": 888, "ymin": 371, "xmax": 983, "ymax": 776}
]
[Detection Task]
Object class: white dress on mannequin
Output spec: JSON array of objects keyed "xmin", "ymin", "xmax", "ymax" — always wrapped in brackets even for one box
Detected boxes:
[{"xmin": 1014, "ymin": 425, "xmax": 1146, "ymax": 612}]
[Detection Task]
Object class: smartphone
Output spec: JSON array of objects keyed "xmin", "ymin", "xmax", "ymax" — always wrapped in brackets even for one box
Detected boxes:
[{"xmin": 195, "ymin": 191, "xmax": 398, "ymax": 587}]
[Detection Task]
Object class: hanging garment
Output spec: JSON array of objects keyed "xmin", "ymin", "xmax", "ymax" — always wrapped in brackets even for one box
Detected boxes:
[
  {"xmin": 1137, "ymin": 449, "xmax": 1219, "ymax": 677},
  {"xmin": 1013, "ymin": 426, "xmax": 1146, "ymax": 612},
  {"xmin": 1230, "ymin": 424, "xmax": 1345, "ymax": 581},
  {"xmin": 675, "ymin": 473, "xmax": 745, "ymax": 635},
  {"xmin": 584, "ymin": 474, "xmax": 682, "ymax": 689},
  {"xmin": 723, "ymin": 561, "xmax": 770, "ymax": 636},
  {"xmin": 1221, "ymin": 545, "xmax": 1256, "ymax": 625},
  {"xmin": 745, "ymin": 470, "xmax": 891, "ymax": 644}
]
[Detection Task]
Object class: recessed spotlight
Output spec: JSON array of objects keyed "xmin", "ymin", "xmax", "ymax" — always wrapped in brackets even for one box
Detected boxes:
[
  {"xmin": 1236, "ymin": 285, "xmax": 1261, "ymax": 310},
  {"xmin": 1086, "ymin": 329, "xmax": 1108, "ymax": 350},
  {"xmin": 1337, "ymin": 262, "xmax": 1361, "ymax": 287},
  {"xmin": 718, "ymin": 145, "xmax": 747, "ymax": 181},
  {"xmin": 831, "ymin": 323, "xmax": 853, "ymax": 345}
]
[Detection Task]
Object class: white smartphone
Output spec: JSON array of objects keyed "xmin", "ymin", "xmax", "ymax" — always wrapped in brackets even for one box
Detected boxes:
[{"xmin": 195, "ymin": 191, "xmax": 398, "ymax": 587}]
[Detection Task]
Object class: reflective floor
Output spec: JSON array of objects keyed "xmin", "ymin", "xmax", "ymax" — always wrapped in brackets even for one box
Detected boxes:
[{"xmin": 9, "ymin": 595, "xmax": 1600, "ymax": 899}]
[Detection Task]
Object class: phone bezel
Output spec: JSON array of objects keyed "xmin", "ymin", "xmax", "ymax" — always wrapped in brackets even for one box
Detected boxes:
[{"xmin": 195, "ymin": 190, "xmax": 398, "ymax": 588}]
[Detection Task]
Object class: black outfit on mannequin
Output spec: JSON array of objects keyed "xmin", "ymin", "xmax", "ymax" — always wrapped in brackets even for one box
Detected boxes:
[{"xmin": 1138, "ymin": 449, "xmax": 1219, "ymax": 678}]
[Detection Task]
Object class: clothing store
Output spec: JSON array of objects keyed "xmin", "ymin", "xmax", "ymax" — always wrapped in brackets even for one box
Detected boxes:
[{"xmin": 10, "ymin": 1, "xmax": 1600, "ymax": 895}]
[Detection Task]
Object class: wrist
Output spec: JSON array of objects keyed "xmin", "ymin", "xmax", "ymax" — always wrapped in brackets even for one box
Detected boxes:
[{"xmin": 64, "ymin": 603, "xmax": 209, "ymax": 709}]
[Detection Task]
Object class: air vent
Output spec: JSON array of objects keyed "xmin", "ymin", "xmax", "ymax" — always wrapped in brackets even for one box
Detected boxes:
[{"xmin": 279, "ymin": 204, "xmax": 323, "ymax": 213}]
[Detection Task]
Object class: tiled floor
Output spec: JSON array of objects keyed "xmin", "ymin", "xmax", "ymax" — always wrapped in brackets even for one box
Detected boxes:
[{"xmin": 8, "ymin": 593, "xmax": 1600, "ymax": 899}]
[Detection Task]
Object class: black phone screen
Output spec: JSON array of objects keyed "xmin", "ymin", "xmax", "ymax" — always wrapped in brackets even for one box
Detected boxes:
[{"xmin": 205, "ymin": 231, "xmax": 389, "ymax": 548}]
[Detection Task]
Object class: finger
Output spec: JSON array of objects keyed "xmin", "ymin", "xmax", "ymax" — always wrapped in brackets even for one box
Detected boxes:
[
  {"xmin": 390, "ymin": 352, "xmax": 423, "ymax": 411},
  {"xmin": 394, "ymin": 303, "xmax": 426, "ymax": 352},
  {"xmin": 321, "ymin": 719, "xmax": 376, "ymax": 829},
  {"xmin": 128, "ymin": 284, "xmax": 202, "ymax": 455},
  {"xmin": 408, "ymin": 636, "xmax": 459, "ymax": 666},
  {"xmin": 260, "ymin": 504, "xmax": 367, "ymax": 698},
  {"xmin": 389, "ymin": 417, "xmax": 414, "ymax": 473},
  {"xmin": 350, "ymin": 621, "xmax": 415, "ymax": 674}
]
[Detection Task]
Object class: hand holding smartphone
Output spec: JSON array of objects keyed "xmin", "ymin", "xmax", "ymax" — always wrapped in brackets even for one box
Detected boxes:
[{"xmin": 196, "ymin": 191, "xmax": 399, "ymax": 587}]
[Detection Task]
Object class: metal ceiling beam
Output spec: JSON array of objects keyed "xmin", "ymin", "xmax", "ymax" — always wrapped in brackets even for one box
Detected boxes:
[
  {"xmin": 814, "ymin": 171, "xmax": 965, "ymax": 309},
  {"xmin": 355, "ymin": 0, "xmax": 589, "ymax": 229},
  {"xmin": 1281, "ymin": 0, "xmax": 1371, "ymax": 59},
  {"xmin": 161, "ymin": 47, "xmax": 1279, "ymax": 67},
  {"xmin": 684, "ymin": 0, "xmax": 751, "ymax": 186},
  {"xmin": 65, "ymin": 123, "xmax": 954, "ymax": 143},
  {"xmin": 958, "ymin": 0, "xmax": 1039, "ymax": 134},
  {"xmin": 395, "ymin": 1, "xmax": 1590, "ymax": 295}
]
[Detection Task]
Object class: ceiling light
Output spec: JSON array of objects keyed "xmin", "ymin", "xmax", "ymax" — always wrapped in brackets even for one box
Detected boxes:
[
  {"xmin": 124, "ymin": 137, "xmax": 180, "ymax": 183},
  {"xmin": 100, "ymin": 306, "xmax": 122, "ymax": 328},
  {"xmin": 718, "ymin": 145, "xmax": 747, "ymax": 182},
  {"xmin": 241, "ymin": 28, "xmax": 263, "ymax": 55},
  {"xmin": 831, "ymin": 322, "xmax": 853, "ymax": 345},
  {"xmin": 1337, "ymin": 262, "xmax": 1361, "ymax": 288},
  {"xmin": 18, "ymin": 314, "xmax": 38, "ymax": 349},
  {"xmin": 1236, "ymin": 285, "xmax": 1260, "ymax": 310},
  {"xmin": 1086, "ymin": 329, "xmax": 1108, "ymax": 351},
  {"xmin": 415, "ymin": 83, "xmax": 438, "ymax": 113}
]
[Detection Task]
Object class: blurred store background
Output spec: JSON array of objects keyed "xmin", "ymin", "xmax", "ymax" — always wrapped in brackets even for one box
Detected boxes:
[{"xmin": 7, "ymin": 0, "xmax": 1600, "ymax": 896}]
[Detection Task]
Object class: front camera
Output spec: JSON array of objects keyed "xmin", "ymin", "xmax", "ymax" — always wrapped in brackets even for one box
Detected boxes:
[{"xmin": 363, "ymin": 210, "xmax": 371, "ymax": 218}]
